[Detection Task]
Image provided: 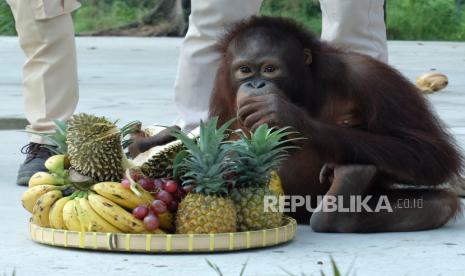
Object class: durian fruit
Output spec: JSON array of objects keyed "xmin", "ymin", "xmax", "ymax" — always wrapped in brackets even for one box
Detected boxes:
[
  {"xmin": 416, "ymin": 71, "xmax": 448, "ymax": 94},
  {"xmin": 231, "ymin": 124, "xmax": 297, "ymax": 231},
  {"xmin": 67, "ymin": 113, "xmax": 127, "ymax": 182},
  {"xmin": 140, "ymin": 141, "xmax": 186, "ymax": 179},
  {"xmin": 172, "ymin": 117, "xmax": 237, "ymax": 234},
  {"xmin": 137, "ymin": 126, "xmax": 200, "ymax": 179}
]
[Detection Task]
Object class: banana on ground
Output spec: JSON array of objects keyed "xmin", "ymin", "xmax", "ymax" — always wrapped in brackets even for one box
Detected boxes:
[
  {"xmin": 75, "ymin": 197, "xmax": 120, "ymax": 232},
  {"xmin": 49, "ymin": 196, "xmax": 72, "ymax": 229},
  {"xmin": 32, "ymin": 190, "xmax": 63, "ymax": 227},
  {"xmin": 88, "ymin": 193, "xmax": 145, "ymax": 233},
  {"xmin": 62, "ymin": 199, "xmax": 81, "ymax": 231},
  {"xmin": 92, "ymin": 182, "xmax": 153, "ymax": 209},
  {"xmin": 21, "ymin": 185, "xmax": 59, "ymax": 213}
]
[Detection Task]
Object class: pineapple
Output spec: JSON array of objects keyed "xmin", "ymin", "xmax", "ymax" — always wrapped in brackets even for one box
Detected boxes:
[
  {"xmin": 172, "ymin": 117, "xmax": 237, "ymax": 234},
  {"xmin": 231, "ymin": 124, "xmax": 297, "ymax": 231}
]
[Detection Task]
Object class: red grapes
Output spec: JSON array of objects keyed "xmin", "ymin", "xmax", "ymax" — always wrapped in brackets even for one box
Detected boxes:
[
  {"xmin": 125, "ymin": 175, "xmax": 190, "ymax": 232},
  {"xmin": 151, "ymin": 200, "xmax": 168, "ymax": 214},
  {"xmin": 132, "ymin": 205, "xmax": 149, "ymax": 219},
  {"xmin": 156, "ymin": 190, "xmax": 173, "ymax": 204},
  {"xmin": 164, "ymin": 180, "xmax": 178, "ymax": 193},
  {"xmin": 143, "ymin": 214, "xmax": 160, "ymax": 231},
  {"xmin": 121, "ymin": 179, "xmax": 131, "ymax": 189}
]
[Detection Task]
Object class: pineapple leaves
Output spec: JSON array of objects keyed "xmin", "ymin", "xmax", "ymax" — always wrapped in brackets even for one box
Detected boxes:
[
  {"xmin": 171, "ymin": 117, "xmax": 236, "ymax": 196},
  {"xmin": 231, "ymin": 124, "xmax": 301, "ymax": 187},
  {"xmin": 173, "ymin": 150, "xmax": 190, "ymax": 178},
  {"xmin": 53, "ymin": 119, "xmax": 68, "ymax": 136},
  {"xmin": 120, "ymin": 120, "xmax": 142, "ymax": 149},
  {"xmin": 170, "ymin": 127, "xmax": 202, "ymax": 158},
  {"xmin": 25, "ymin": 119, "xmax": 69, "ymax": 154},
  {"xmin": 172, "ymin": 117, "xmax": 302, "ymax": 194}
]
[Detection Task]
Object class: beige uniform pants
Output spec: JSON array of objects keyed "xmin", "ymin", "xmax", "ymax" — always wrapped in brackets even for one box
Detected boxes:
[
  {"xmin": 7, "ymin": 0, "xmax": 80, "ymax": 145},
  {"xmin": 174, "ymin": 0, "xmax": 387, "ymax": 130}
]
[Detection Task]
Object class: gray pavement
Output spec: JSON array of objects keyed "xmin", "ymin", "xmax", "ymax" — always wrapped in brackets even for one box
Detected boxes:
[{"xmin": 1, "ymin": 37, "xmax": 465, "ymax": 276}]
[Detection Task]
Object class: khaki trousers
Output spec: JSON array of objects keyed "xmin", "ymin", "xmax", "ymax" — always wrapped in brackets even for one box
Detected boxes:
[
  {"xmin": 8, "ymin": 0, "xmax": 387, "ymax": 136},
  {"xmin": 174, "ymin": 0, "xmax": 387, "ymax": 130},
  {"xmin": 7, "ymin": 0, "xmax": 80, "ymax": 144}
]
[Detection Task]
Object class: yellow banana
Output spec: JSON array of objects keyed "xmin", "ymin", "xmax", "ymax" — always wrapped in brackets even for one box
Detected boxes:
[
  {"xmin": 92, "ymin": 182, "xmax": 153, "ymax": 210},
  {"xmin": 32, "ymin": 190, "xmax": 62, "ymax": 227},
  {"xmin": 21, "ymin": 185, "xmax": 59, "ymax": 213},
  {"xmin": 74, "ymin": 197, "xmax": 91, "ymax": 232},
  {"xmin": 28, "ymin": 172, "xmax": 64, "ymax": 187},
  {"xmin": 158, "ymin": 212, "xmax": 174, "ymax": 232},
  {"xmin": 62, "ymin": 199, "xmax": 81, "ymax": 231},
  {"xmin": 44, "ymin": 155, "xmax": 66, "ymax": 176},
  {"xmin": 88, "ymin": 193, "xmax": 145, "ymax": 233},
  {"xmin": 75, "ymin": 197, "xmax": 120, "ymax": 233},
  {"xmin": 48, "ymin": 196, "xmax": 71, "ymax": 229}
]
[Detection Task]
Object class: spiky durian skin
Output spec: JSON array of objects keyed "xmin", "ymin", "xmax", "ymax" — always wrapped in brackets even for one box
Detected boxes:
[
  {"xmin": 67, "ymin": 113, "xmax": 123, "ymax": 182},
  {"xmin": 231, "ymin": 187, "xmax": 282, "ymax": 231},
  {"xmin": 140, "ymin": 142, "xmax": 185, "ymax": 179},
  {"xmin": 176, "ymin": 193, "xmax": 237, "ymax": 234}
]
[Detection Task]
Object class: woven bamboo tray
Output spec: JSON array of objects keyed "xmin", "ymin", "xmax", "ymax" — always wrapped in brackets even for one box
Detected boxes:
[{"xmin": 29, "ymin": 217, "xmax": 297, "ymax": 253}]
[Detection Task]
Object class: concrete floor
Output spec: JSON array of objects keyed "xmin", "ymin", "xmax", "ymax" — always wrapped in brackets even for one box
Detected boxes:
[{"xmin": 1, "ymin": 37, "xmax": 465, "ymax": 276}]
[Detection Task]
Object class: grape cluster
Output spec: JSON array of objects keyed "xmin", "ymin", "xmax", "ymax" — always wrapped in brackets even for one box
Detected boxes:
[{"xmin": 121, "ymin": 171, "xmax": 188, "ymax": 231}]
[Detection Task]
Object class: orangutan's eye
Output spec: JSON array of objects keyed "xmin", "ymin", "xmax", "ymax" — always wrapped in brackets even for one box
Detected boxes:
[
  {"xmin": 240, "ymin": 66, "xmax": 252, "ymax": 74},
  {"xmin": 264, "ymin": 65, "xmax": 276, "ymax": 73}
]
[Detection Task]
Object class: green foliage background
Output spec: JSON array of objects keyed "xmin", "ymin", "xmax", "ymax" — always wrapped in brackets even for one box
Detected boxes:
[{"xmin": 1, "ymin": 0, "xmax": 465, "ymax": 40}]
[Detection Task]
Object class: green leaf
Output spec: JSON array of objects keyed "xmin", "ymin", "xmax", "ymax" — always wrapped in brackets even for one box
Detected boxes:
[
  {"xmin": 205, "ymin": 259, "xmax": 224, "ymax": 276},
  {"xmin": 330, "ymin": 256, "xmax": 341, "ymax": 276},
  {"xmin": 173, "ymin": 150, "xmax": 190, "ymax": 178}
]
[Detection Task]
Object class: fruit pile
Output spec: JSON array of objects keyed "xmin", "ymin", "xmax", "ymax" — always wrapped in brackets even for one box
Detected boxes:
[
  {"xmin": 172, "ymin": 118, "xmax": 294, "ymax": 234},
  {"xmin": 21, "ymin": 113, "xmax": 295, "ymax": 235},
  {"xmin": 122, "ymin": 173, "xmax": 188, "ymax": 232},
  {"xmin": 23, "ymin": 160, "xmax": 175, "ymax": 233}
]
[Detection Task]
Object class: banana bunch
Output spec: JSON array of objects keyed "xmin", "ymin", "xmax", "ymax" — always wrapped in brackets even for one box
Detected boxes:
[
  {"xmin": 22, "ymin": 154, "xmax": 175, "ymax": 233},
  {"xmin": 21, "ymin": 154, "xmax": 71, "ymax": 214},
  {"xmin": 90, "ymin": 182, "xmax": 174, "ymax": 232},
  {"xmin": 92, "ymin": 182, "xmax": 153, "ymax": 210},
  {"xmin": 22, "ymin": 177, "xmax": 173, "ymax": 233},
  {"xmin": 23, "ymin": 185, "xmax": 155, "ymax": 233},
  {"xmin": 63, "ymin": 192, "xmax": 121, "ymax": 232}
]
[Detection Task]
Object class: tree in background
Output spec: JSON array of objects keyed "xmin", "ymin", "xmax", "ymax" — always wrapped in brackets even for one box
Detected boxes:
[
  {"xmin": 88, "ymin": 0, "xmax": 187, "ymax": 36},
  {"xmin": 0, "ymin": 0, "xmax": 464, "ymax": 40},
  {"xmin": 387, "ymin": 0, "xmax": 465, "ymax": 40},
  {"xmin": 0, "ymin": 0, "xmax": 15, "ymax": 35}
]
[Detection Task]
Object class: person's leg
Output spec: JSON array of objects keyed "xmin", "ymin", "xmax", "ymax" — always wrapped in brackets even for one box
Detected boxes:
[
  {"xmin": 7, "ymin": 0, "xmax": 80, "ymax": 185},
  {"xmin": 319, "ymin": 0, "xmax": 388, "ymax": 63},
  {"xmin": 173, "ymin": 0, "xmax": 263, "ymax": 131}
]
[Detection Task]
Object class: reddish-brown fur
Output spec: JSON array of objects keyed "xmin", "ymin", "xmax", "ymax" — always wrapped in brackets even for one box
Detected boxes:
[{"xmin": 208, "ymin": 16, "xmax": 462, "ymax": 230}]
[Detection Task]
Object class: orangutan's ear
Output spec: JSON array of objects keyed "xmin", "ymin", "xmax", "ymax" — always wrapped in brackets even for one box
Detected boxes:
[{"xmin": 304, "ymin": 48, "xmax": 312, "ymax": 65}]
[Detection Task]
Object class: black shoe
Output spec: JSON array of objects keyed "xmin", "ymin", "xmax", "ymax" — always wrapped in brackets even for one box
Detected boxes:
[{"xmin": 17, "ymin": 143, "xmax": 55, "ymax": 186}]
